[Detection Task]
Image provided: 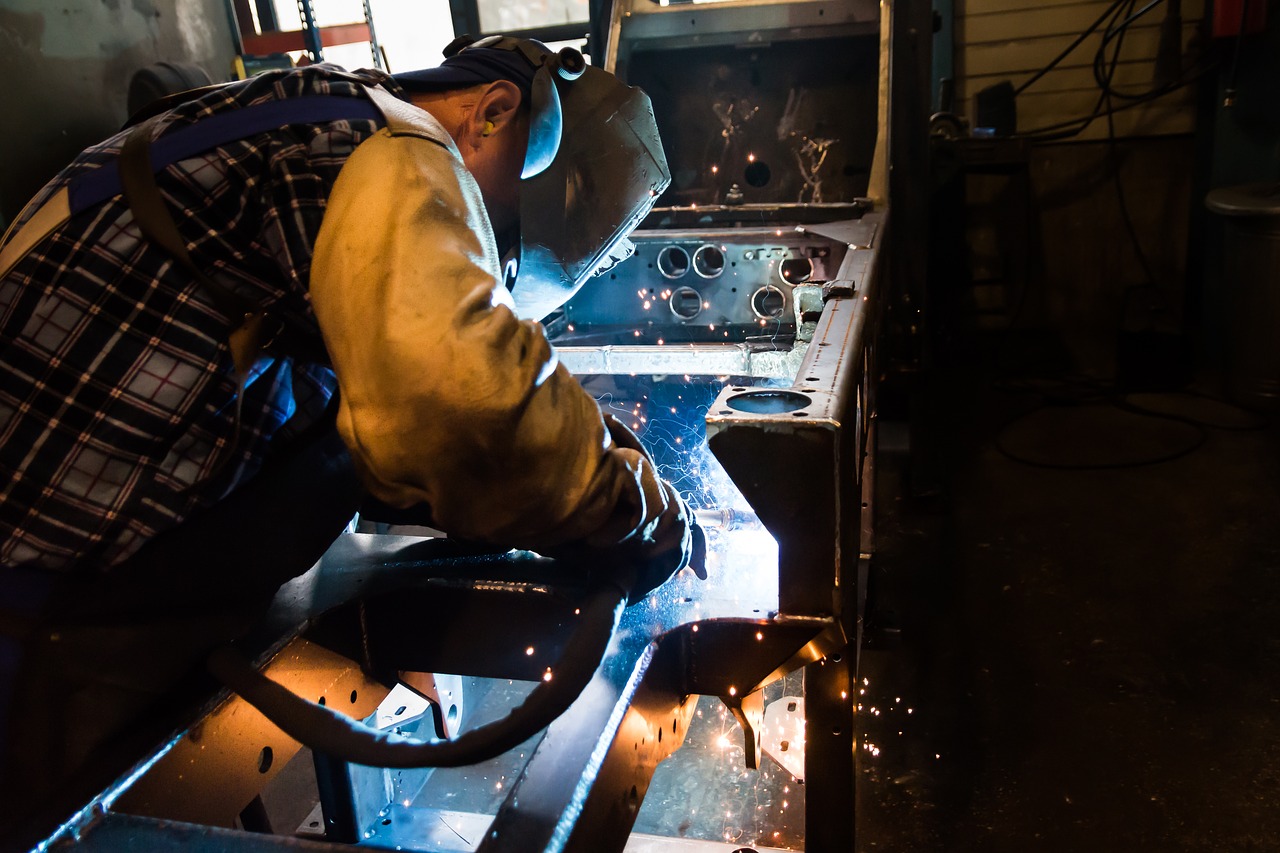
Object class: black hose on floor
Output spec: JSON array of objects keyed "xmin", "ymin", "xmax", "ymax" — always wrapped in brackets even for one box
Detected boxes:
[{"xmin": 207, "ymin": 579, "xmax": 626, "ymax": 768}]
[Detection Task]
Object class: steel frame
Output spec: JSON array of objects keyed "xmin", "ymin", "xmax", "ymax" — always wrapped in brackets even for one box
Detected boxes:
[
  {"xmin": 41, "ymin": 0, "xmax": 908, "ymax": 845},
  {"xmin": 44, "ymin": 206, "xmax": 883, "ymax": 852}
]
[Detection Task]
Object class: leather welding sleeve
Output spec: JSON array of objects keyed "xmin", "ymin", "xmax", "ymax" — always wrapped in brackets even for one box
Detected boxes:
[{"xmin": 309, "ymin": 128, "xmax": 690, "ymax": 578}]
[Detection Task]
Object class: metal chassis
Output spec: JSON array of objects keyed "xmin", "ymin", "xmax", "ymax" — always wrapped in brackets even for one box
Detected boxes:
[{"xmin": 44, "ymin": 207, "xmax": 884, "ymax": 853}]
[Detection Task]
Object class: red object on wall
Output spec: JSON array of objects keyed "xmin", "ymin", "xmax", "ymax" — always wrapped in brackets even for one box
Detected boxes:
[{"xmin": 1213, "ymin": 0, "xmax": 1268, "ymax": 37}]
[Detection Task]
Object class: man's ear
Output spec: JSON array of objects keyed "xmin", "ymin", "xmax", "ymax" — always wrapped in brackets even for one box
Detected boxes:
[{"xmin": 464, "ymin": 79, "xmax": 523, "ymax": 145}]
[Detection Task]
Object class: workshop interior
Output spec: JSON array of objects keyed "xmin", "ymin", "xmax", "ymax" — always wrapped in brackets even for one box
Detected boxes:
[{"xmin": 2, "ymin": 0, "xmax": 1280, "ymax": 850}]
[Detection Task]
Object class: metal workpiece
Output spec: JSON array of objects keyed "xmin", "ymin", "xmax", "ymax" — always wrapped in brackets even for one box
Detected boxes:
[
  {"xmin": 56, "ymin": 137, "xmax": 887, "ymax": 853},
  {"xmin": 74, "ymin": 514, "xmax": 823, "ymax": 852},
  {"xmin": 705, "ymin": 209, "xmax": 883, "ymax": 621},
  {"xmin": 605, "ymin": 0, "xmax": 881, "ymax": 211},
  {"xmin": 44, "ymin": 0, "xmax": 897, "ymax": 846},
  {"xmin": 554, "ymin": 342, "xmax": 807, "ymax": 380},
  {"xmin": 606, "ymin": 0, "xmax": 880, "ymax": 70},
  {"xmin": 108, "ymin": 637, "xmax": 387, "ymax": 829}
]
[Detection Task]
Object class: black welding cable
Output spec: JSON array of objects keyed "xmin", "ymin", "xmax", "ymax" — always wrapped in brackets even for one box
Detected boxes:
[
  {"xmin": 1092, "ymin": 0, "xmax": 1170, "ymax": 97},
  {"xmin": 993, "ymin": 406, "xmax": 1207, "ymax": 470},
  {"xmin": 1014, "ymin": 59, "xmax": 1215, "ymax": 141},
  {"xmin": 1015, "ymin": 0, "xmax": 1132, "ymax": 142},
  {"xmin": 1101, "ymin": 1, "xmax": 1160, "ymax": 291},
  {"xmin": 1016, "ymin": 0, "xmax": 1215, "ymax": 142},
  {"xmin": 207, "ymin": 580, "xmax": 627, "ymax": 768},
  {"xmin": 1014, "ymin": 0, "xmax": 1128, "ymax": 96}
]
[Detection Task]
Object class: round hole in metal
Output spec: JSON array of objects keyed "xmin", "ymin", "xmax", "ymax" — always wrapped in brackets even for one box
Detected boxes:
[
  {"xmin": 693, "ymin": 244, "xmax": 725, "ymax": 279},
  {"xmin": 669, "ymin": 286, "xmax": 702, "ymax": 320},
  {"xmin": 725, "ymin": 390, "xmax": 811, "ymax": 414},
  {"xmin": 779, "ymin": 257, "xmax": 813, "ymax": 285},
  {"xmin": 751, "ymin": 286, "xmax": 786, "ymax": 319},
  {"xmin": 656, "ymin": 245, "xmax": 690, "ymax": 279},
  {"xmin": 744, "ymin": 161, "xmax": 771, "ymax": 187}
]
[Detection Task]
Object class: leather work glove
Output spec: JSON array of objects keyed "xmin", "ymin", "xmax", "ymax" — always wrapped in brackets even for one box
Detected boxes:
[{"xmin": 548, "ymin": 415, "xmax": 701, "ymax": 603}]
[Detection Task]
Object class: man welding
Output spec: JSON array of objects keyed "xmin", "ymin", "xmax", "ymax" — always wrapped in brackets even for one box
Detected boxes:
[{"xmin": 0, "ymin": 36, "xmax": 690, "ymax": 845}]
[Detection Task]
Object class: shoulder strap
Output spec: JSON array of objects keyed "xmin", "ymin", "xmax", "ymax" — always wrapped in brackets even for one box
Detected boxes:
[{"xmin": 118, "ymin": 116, "xmax": 279, "ymax": 379}]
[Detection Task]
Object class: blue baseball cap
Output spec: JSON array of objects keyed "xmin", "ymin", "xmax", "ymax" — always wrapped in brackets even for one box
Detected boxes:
[
  {"xmin": 392, "ymin": 36, "xmax": 570, "ymax": 180},
  {"xmin": 392, "ymin": 36, "xmax": 539, "ymax": 99}
]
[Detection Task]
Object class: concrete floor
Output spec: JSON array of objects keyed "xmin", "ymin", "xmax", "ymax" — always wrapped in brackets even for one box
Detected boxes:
[{"xmin": 854, "ymin": 331, "xmax": 1280, "ymax": 852}]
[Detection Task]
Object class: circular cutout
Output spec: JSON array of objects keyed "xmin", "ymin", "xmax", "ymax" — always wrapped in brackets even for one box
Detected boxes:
[
  {"xmin": 656, "ymin": 245, "xmax": 690, "ymax": 279},
  {"xmin": 257, "ymin": 746, "xmax": 274, "ymax": 774},
  {"xmin": 725, "ymin": 390, "xmax": 812, "ymax": 414},
  {"xmin": 744, "ymin": 161, "xmax": 771, "ymax": 187},
  {"xmin": 693, "ymin": 244, "xmax": 725, "ymax": 279},
  {"xmin": 669, "ymin": 286, "xmax": 703, "ymax": 320},
  {"xmin": 779, "ymin": 257, "xmax": 814, "ymax": 285},
  {"xmin": 751, "ymin": 286, "xmax": 786, "ymax": 319}
]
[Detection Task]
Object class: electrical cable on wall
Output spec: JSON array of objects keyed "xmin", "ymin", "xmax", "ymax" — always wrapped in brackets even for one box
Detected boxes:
[{"xmin": 1009, "ymin": 0, "xmax": 1215, "ymax": 143}]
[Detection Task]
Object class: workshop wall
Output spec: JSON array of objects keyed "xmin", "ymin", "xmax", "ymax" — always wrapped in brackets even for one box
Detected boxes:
[
  {"xmin": 944, "ymin": 0, "xmax": 1208, "ymax": 382},
  {"xmin": 957, "ymin": 0, "xmax": 1206, "ymax": 140},
  {"xmin": 0, "ymin": 0, "xmax": 234, "ymax": 227}
]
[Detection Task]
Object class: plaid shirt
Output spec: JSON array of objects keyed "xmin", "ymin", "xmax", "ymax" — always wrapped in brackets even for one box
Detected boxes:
[{"xmin": 0, "ymin": 65, "xmax": 400, "ymax": 573}]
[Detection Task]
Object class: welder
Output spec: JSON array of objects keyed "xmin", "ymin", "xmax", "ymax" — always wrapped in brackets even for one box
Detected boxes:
[{"xmin": 0, "ymin": 36, "xmax": 690, "ymax": 845}]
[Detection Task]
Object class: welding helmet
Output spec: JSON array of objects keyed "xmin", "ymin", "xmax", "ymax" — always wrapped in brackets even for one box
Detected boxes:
[{"xmin": 395, "ymin": 36, "xmax": 671, "ymax": 320}]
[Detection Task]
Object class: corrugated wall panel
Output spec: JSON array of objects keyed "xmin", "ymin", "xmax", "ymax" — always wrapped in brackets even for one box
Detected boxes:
[{"xmin": 957, "ymin": 0, "xmax": 1206, "ymax": 140}]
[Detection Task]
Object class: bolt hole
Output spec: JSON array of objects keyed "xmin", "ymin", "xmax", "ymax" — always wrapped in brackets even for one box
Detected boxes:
[
  {"xmin": 382, "ymin": 818, "xmax": 392, "ymax": 826},
  {"xmin": 350, "ymin": 690, "xmax": 358, "ymax": 704},
  {"xmin": 693, "ymin": 244, "xmax": 725, "ymax": 279},
  {"xmin": 257, "ymin": 746, "xmax": 273, "ymax": 774},
  {"xmin": 744, "ymin": 161, "xmax": 771, "ymax": 187},
  {"xmin": 669, "ymin": 285, "xmax": 703, "ymax": 320},
  {"xmin": 779, "ymin": 257, "xmax": 814, "ymax": 285},
  {"xmin": 751, "ymin": 286, "xmax": 786, "ymax": 319},
  {"xmin": 660, "ymin": 244, "xmax": 691, "ymax": 277}
]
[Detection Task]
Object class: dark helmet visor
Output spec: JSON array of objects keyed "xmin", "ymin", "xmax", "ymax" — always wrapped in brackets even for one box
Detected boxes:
[
  {"xmin": 514, "ymin": 63, "xmax": 668, "ymax": 319},
  {"xmin": 395, "ymin": 37, "xmax": 670, "ymax": 321}
]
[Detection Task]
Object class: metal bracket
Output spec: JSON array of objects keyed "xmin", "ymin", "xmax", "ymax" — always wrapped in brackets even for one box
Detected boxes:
[{"xmin": 719, "ymin": 687, "xmax": 764, "ymax": 770}]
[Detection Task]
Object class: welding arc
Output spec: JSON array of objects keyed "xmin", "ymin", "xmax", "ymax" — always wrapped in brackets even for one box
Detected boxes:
[{"xmin": 207, "ymin": 584, "xmax": 626, "ymax": 768}]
